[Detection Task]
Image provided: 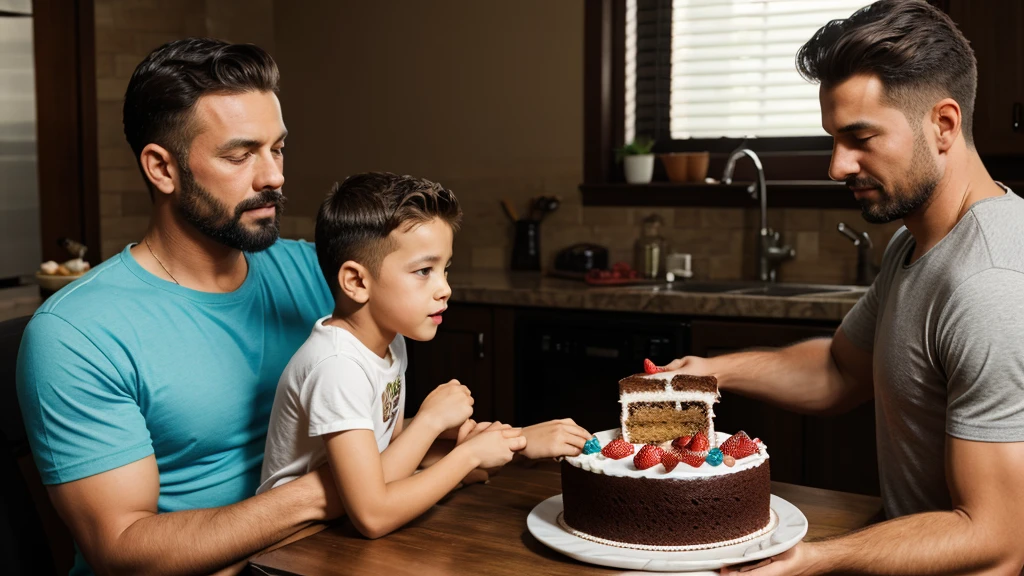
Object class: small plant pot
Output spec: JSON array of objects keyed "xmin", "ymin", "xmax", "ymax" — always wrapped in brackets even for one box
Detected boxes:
[
  {"xmin": 659, "ymin": 153, "xmax": 690, "ymax": 182},
  {"xmin": 623, "ymin": 154, "xmax": 655, "ymax": 184},
  {"xmin": 688, "ymin": 151, "xmax": 710, "ymax": 182},
  {"xmin": 659, "ymin": 152, "xmax": 710, "ymax": 183}
]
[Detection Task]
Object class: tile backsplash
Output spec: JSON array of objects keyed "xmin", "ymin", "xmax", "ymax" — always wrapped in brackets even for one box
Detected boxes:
[{"xmin": 453, "ymin": 188, "xmax": 903, "ymax": 286}]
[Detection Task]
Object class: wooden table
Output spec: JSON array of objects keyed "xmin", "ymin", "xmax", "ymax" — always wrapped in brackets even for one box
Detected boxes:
[{"xmin": 249, "ymin": 461, "xmax": 882, "ymax": 575}]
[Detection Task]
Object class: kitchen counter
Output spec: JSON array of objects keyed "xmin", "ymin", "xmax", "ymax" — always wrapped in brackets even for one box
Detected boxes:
[
  {"xmin": 450, "ymin": 272, "xmax": 861, "ymax": 322},
  {"xmin": 0, "ymin": 285, "xmax": 43, "ymax": 323},
  {"xmin": 2, "ymin": 273, "xmax": 863, "ymax": 324}
]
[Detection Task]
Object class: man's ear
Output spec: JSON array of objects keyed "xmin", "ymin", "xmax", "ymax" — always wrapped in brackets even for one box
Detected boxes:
[
  {"xmin": 139, "ymin": 143, "xmax": 179, "ymax": 196},
  {"xmin": 931, "ymin": 97, "xmax": 962, "ymax": 153},
  {"xmin": 337, "ymin": 261, "xmax": 371, "ymax": 304}
]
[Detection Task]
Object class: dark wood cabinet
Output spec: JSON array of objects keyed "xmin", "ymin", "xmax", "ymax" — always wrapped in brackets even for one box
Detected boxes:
[
  {"xmin": 691, "ymin": 319, "xmax": 879, "ymax": 496},
  {"xmin": 946, "ymin": 0, "xmax": 1024, "ymax": 156},
  {"xmin": 405, "ymin": 304, "xmax": 515, "ymax": 424}
]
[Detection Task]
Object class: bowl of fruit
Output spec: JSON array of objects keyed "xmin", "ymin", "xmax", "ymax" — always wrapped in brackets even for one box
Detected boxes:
[
  {"xmin": 584, "ymin": 262, "xmax": 650, "ymax": 286},
  {"xmin": 36, "ymin": 258, "xmax": 91, "ymax": 291}
]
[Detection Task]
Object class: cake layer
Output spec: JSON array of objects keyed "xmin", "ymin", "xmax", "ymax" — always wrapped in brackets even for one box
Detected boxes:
[
  {"xmin": 623, "ymin": 401, "xmax": 709, "ymax": 444},
  {"xmin": 561, "ymin": 456, "xmax": 771, "ymax": 547}
]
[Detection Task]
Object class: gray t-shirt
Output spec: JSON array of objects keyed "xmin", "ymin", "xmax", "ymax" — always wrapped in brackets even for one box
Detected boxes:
[{"xmin": 841, "ymin": 189, "xmax": 1024, "ymax": 518}]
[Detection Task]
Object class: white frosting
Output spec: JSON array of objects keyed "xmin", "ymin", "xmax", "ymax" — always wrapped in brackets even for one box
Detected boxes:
[{"xmin": 566, "ymin": 428, "xmax": 768, "ymax": 479}]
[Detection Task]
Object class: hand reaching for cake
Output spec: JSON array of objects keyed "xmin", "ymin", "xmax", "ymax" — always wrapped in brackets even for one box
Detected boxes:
[
  {"xmin": 461, "ymin": 425, "xmax": 526, "ymax": 469},
  {"xmin": 520, "ymin": 418, "xmax": 592, "ymax": 459},
  {"xmin": 660, "ymin": 354, "xmax": 715, "ymax": 377}
]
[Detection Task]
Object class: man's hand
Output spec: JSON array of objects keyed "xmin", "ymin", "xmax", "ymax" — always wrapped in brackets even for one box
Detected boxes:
[
  {"xmin": 720, "ymin": 542, "xmax": 822, "ymax": 575},
  {"xmin": 521, "ymin": 419, "xmax": 591, "ymax": 459},
  {"xmin": 416, "ymin": 379, "xmax": 474, "ymax": 434},
  {"xmin": 661, "ymin": 355, "xmax": 716, "ymax": 375}
]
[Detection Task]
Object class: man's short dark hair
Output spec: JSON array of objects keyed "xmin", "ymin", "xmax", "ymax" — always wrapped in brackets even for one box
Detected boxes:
[
  {"xmin": 796, "ymin": 0, "xmax": 977, "ymax": 144},
  {"xmin": 315, "ymin": 172, "xmax": 463, "ymax": 296},
  {"xmin": 123, "ymin": 38, "xmax": 280, "ymax": 194}
]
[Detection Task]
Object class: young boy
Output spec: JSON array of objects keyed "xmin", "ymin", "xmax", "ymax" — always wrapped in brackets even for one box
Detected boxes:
[{"xmin": 258, "ymin": 172, "xmax": 590, "ymax": 538}]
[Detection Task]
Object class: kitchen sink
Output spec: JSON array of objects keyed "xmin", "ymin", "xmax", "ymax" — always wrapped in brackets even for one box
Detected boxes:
[{"xmin": 661, "ymin": 281, "xmax": 866, "ymax": 298}]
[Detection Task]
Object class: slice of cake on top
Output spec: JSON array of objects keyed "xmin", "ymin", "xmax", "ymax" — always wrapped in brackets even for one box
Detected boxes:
[{"xmin": 618, "ymin": 370, "xmax": 719, "ymax": 444}]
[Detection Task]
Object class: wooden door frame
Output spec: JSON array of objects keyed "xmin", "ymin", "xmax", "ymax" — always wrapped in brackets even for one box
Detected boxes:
[{"xmin": 32, "ymin": 0, "xmax": 100, "ymax": 265}]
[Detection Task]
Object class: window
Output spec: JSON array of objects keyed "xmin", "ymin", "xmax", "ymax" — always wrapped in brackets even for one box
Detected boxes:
[{"xmin": 625, "ymin": 0, "xmax": 869, "ymax": 145}]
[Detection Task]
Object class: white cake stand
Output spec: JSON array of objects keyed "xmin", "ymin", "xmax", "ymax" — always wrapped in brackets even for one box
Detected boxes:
[{"xmin": 527, "ymin": 494, "xmax": 807, "ymax": 573}]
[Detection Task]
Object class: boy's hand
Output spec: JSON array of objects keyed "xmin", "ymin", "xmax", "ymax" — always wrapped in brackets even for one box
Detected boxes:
[
  {"xmin": 417, "ymin": 380, "xmax": 474, "ymax": 435},
  {"xmin": 462, "ymin": 426, "xmax": 526, "ymax": 469},
  {"xmin": 521, "ymin": 418, "xmax": 591, "ymax": 459},
  {"xmin": 456, "ymin": 419, "xmax": 495, "ymax": 445}
]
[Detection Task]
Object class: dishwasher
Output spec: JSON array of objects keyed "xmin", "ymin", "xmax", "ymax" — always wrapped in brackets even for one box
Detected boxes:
[{"xmin": 514, "ymin": 308, "xmax": 690, "ymax": 433}]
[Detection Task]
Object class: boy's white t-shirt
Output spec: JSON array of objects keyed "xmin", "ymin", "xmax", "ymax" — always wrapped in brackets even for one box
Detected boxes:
[{"xmin": 258, "ymin": 316, "xmax": 406, "ymax": 494}]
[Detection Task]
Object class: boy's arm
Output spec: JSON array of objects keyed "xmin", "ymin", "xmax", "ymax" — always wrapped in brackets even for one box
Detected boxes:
[
  {"xmin": 46, "ymin": 455, "xmax": 339, "ymax": 576},
  {"xmin": 324, "ymin": 427, "xmax": 523, "ymax": 539},
  {"xmin": 379, "ymin": 414, "xmax": 454, "ymax": 481},
  {"xmin": 378, "ymin": 380, "xmax": 478, "ymax": 481}
]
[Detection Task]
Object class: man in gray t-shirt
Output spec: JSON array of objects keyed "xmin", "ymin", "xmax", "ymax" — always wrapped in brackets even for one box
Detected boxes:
[
  {"xmin": 841, "ymin": 189, "xmax": 1024, "ymax": 518},
  {"xmin": 663, "ymin": 1, "xmax": 1024, "ymax": 574}
]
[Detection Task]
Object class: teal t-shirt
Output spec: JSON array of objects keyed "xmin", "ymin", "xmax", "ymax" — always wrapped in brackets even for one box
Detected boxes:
[{"xmin": 16, "ymin": 240, "xmax": 333, "ymax": 575}]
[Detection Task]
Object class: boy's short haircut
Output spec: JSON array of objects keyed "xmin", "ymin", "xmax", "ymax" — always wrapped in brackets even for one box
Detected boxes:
[{"xmin": 315, "ymin": 172, "xmax": 463, "ymax": 296}]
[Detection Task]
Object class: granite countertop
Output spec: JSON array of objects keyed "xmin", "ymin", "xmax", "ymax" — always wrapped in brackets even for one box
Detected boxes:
[
  {"xmin": 450, "ymin": 272, "xmax": 863, "ymax": 322},
  {"xmin": 2, "ymin": 272, "xmax": 863, "ymax": 324}
]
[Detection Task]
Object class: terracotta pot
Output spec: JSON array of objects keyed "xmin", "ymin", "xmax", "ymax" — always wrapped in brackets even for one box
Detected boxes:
[
  {"xmin": 659, "ymin": 153, "xmax": 690, "ymax": 183},
  {"xmin": 688, "ymin": 151, "xmax": 710, "ymax": 182}
]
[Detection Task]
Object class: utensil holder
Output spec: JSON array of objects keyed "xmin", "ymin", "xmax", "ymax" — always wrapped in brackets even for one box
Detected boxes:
[{"xmin": 511, "ymin": 220, "xmax": 541, "ymax": 271}]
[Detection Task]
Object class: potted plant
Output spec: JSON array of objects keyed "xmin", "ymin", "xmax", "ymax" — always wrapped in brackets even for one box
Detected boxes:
[{"xmin": 616, "ymin": 137, "xmax": 655, "ymax": 184}]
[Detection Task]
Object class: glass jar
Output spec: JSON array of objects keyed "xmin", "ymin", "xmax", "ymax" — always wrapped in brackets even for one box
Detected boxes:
[{"xmin": 634, "ymin": 214, "xmax": 667, "ymax": 279}]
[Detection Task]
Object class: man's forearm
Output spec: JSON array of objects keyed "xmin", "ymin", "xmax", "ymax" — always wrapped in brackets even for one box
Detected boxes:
[
  {"xmin": 100, "ymin": 472, "xmax": 328, "ymax": 576},
  {"xmin": 710, "ymin": 337, "xmax": 852, "ymax": 414},
  {"xmin": 809, "ymin": 509, "xmax": 1021, "ymax": 575}
]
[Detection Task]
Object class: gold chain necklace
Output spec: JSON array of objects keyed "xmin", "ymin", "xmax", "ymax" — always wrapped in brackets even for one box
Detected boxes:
[{"xmin": 144, "ymin": 237, "xmax": 180, "ymax": 285}]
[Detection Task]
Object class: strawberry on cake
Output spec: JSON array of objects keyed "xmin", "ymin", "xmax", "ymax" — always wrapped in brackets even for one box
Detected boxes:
[{"xmin": 559, "ymin": 360, "xmax": 772, "ymax": 549}]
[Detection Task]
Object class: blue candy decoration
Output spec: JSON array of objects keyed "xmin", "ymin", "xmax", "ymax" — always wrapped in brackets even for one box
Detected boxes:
[
  {"xmin": 583, "ymin": 436, "xmax": 602, "ymax": 455},
  {"xmin": 706, "ymin": 447, "xmax": 724, "ymax": 466}
]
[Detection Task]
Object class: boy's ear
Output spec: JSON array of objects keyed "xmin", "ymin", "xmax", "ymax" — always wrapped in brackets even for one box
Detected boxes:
[{"xmin": 337, "ymin": 261, "xmax": 371, "ymax": 304}]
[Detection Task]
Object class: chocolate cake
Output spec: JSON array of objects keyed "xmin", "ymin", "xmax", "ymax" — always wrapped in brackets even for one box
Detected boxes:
[{"xmin": 560, "ymin": 370, "xmax": 773, "ymax": 549}]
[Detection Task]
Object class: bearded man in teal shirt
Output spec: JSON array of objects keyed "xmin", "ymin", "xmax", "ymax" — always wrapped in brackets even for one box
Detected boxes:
[{"xmin": 17, "ymin": 38, "xmax": 340, "ymax": 575}]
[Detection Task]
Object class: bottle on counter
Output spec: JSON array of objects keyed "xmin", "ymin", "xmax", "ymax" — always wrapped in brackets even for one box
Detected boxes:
[{"xmin": 634, "ymin": 214, "xmax": 667, "ymax": 280}]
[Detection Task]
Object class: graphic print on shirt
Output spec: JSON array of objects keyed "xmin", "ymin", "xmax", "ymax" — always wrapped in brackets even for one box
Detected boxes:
[{"xmin": 382, "ymin": 376, "xmax": 401, "ymax": 427}]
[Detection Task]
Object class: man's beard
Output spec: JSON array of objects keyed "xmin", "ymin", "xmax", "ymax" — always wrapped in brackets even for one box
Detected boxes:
[
  {"xmin": 851, "ymin": 132, "xmax": 940, "ymax": 224},
  {"xmin": 177, "ymin": 166, "xmax": 285, "ymax": 252}
]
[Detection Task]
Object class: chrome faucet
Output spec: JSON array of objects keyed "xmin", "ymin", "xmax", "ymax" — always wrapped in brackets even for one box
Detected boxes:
[
  {"xmin": 837, "ymin": 222, "xmax": 879, "ymax": 285},
  {"xmin": 722, "ymin": 148, "xmax": 795, "ymax": 282}
]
